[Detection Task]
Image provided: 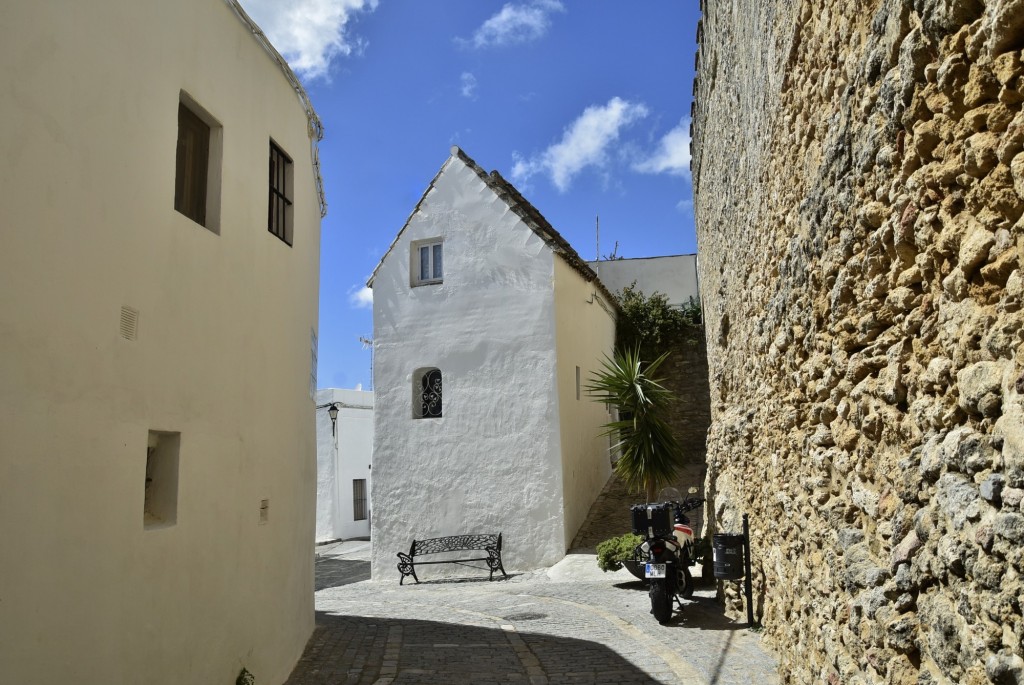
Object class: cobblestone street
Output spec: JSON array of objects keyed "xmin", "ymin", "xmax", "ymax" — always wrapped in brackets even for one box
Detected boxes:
[{"xmin": 286, "ymin": 541, "xmax": 778, "ymax": 685}]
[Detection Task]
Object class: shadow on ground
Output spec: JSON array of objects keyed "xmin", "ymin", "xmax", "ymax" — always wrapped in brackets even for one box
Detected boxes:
[
  {"xmin": 613, "ymin": 578, "xmax": 751, "ymax": 633},
  {"xmin": 286, "ymin": 612, "xmax": 662, "ymax": 685},
  {"xmin": 315, "ymin": 558, "xmax": 370, "ymax": 591},
  {"xmin": 402, "ymin": 570, "xmax": 520, "ymax": 585}
]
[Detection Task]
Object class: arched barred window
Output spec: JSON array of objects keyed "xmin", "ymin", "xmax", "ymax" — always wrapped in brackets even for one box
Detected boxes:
[{"xmin": 414, "ymin": 368, "xmax": 442, "ymax": 419}]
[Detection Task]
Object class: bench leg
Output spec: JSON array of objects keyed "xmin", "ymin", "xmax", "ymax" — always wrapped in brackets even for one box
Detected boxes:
[
  {"xmin": 397, "ymin": 553, "xmax": 418, "ymax": 585},
  {"xmin": 487, "ymin": 553, "xmax": 508, "ymax": 581}
]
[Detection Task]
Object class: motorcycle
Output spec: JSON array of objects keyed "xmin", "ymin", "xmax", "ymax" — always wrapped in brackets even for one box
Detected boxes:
[{"xmin": 630, "ymin": 486, "xmax": 704, "ymax": 624}]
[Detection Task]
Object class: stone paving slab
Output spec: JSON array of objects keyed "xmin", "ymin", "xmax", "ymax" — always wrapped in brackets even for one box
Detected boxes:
[{"xmin": 286, "ymin": 549, "xmax": 779, "ymax": 685}]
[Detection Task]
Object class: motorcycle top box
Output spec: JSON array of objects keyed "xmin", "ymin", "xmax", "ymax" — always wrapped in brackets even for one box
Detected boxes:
[{"xmin": 631, "ymin": 502, "xmax": 673, "ymax": 537}]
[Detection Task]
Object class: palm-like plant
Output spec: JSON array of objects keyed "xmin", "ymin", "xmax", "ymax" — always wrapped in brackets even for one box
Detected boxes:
[{"xmin": 586, "ymin": 347, "xmax": 682, "ymax": 501}]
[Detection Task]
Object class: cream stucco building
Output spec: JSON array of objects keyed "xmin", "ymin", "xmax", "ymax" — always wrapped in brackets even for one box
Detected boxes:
[
  {"xmin": 0, "ymin": 2, "xmax": 323, "ymax": 683},
  {"xmin": 367, "ymin": 147, "xmax": 617, "ymax": 579}
]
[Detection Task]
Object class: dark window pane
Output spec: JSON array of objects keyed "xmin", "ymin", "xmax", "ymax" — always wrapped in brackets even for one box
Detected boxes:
[
  {"xmin": 433, "ymin": 243, "xmax": 443, "ymax": 279},
  {"xmin": 175, "ymin": 103, "xmax": 209, "ymax": 226},
  {"xmin": 268, "ymin": 142, "xmax": 292, "ymax": 245},
  {"xmin": 353, "ymin": 479, "xmax": 367, "ymax": 521}
]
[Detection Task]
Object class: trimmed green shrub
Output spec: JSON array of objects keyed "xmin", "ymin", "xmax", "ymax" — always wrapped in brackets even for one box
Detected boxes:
[{"xmin": 596, "ymin": 533, "xmax": 643, "ymax": 572}]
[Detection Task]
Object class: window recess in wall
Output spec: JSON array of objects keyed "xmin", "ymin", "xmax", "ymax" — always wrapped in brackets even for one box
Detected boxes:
[
  {"xmin": 411, "ymin": 239, "xmax": 443, "ymax": 286},
  {"xmin": 413, "ymin": 367, "xmax": 442, "ymax": 419},
  {"xmin": 174, "ymin": 92, "xmax": 222, "ymax": 233},
  {"xmin": 144, "ymin": 431, "xmax": 180, "ymax": 529},
  {"xmin": 268, "ymin": 140, "xmax": 293, "ymax": 245}
]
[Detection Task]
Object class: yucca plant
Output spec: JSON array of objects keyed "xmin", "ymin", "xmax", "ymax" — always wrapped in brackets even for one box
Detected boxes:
[{"xmin": 586, "ymin": 347, "xmax": 682, "ymax": 501}]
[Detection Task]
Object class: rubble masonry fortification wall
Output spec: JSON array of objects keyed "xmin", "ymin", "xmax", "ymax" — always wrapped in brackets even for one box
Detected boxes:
[{"xmin": 693, "ymin": 0, "xmax": 1024, "ymax": 682}]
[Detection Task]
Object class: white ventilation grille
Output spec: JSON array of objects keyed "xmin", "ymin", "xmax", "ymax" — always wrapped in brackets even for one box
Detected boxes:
[{"xmin": 120, "ymin": 306, "xmax": 139, "ymax": 340}]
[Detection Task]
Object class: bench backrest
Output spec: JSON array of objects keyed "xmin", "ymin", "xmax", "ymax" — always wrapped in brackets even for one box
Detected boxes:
[{"xmin": 411, "ymin": 533, "xmax": 501, "ymax": 556}]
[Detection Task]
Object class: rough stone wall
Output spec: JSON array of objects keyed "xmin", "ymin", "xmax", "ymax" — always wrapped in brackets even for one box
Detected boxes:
[
  {"xmin": 693, "ymin": 0, "xmax": 1024, "ymax": 683},
  {"xmin": 662, "ymin": 333, "xmax": 712, "ymax": 465}
]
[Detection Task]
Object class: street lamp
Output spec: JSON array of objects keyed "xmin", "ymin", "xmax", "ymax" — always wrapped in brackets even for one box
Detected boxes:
[{"xmin": 328, "ymin": 403, "xmax": 339, "ymax": 436}]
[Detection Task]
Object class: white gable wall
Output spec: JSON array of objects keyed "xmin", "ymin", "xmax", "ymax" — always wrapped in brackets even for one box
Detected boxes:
[{"xmin": 370, "ymin": 155, "xmax": 566, "ymax": 579}]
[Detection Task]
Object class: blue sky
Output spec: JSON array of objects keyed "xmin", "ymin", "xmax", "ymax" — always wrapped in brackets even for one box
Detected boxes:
[{"xmin": 238, "ymin": 0, "xmax": 701, "ymax": 390}]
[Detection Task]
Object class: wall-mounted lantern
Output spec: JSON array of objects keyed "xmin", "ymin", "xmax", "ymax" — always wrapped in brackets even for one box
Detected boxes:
[{"xmin": 328, "ymin": 403, "xmax": 339, "ymax": 435}]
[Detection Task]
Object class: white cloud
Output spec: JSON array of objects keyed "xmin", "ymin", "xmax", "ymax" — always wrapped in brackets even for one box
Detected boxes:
[
  {"xmin": 676, "ymin": 198, "xmax": 693, "ymax": 214},
  {"xmin": 633, "ymin": 118, "xmax": 692, "ymax": 177},
  {"xmin": 238, "ymin": 0, "xmax": 378, "ymax": 80},
  {"xmin": 460, "ymin": 72, "xmax": 478, "ymax": 99},
  {"xmin": 348, "ymin": 285, "xmax": 373, "ymax": 309},
  {"xmin": 511, "ymin": 97, "xmax": 649, "ymax": 192},
  {"xmin": 466, "ymin": 0, "xmax": 565, "ymax": 48}
]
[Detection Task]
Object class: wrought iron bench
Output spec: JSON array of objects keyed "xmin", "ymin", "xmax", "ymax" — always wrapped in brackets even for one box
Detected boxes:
[{"xmin": 397, "ymin": 533, "xmax": 508, "ymax": 585}]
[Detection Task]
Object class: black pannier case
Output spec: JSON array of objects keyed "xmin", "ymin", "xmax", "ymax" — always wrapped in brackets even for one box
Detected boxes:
[{"xmin": 631, "ymin": 503, "xmax": 673, "ymax": 537}]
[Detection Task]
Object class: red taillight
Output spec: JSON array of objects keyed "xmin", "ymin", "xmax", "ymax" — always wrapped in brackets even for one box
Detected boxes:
[{"xmin": 651, "ymin": 544, "xmax": 664, "ymax": 555}]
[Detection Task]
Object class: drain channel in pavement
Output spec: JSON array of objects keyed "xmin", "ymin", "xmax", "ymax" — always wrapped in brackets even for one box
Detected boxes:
[{"xmin": 502, "ymin": 612, "xmax": 547, "ymax": 621}]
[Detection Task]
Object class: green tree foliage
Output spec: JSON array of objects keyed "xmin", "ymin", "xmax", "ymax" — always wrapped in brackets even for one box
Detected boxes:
[
  {"xmin": 586, "ymin": 347, "xmax": 683, "ymax": 500},
  {"xmin": 615, "ymin": 283, "xmax": 702, "ymax": 359}
]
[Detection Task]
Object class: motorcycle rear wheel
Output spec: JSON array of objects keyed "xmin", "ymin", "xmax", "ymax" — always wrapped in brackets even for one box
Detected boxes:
[
  {"xmin": 649, "ymin": 579, "xmax": 673, "ymax": 624},
  {"xmin": 680, "ymin": 566, "xmax": 694, "ymax": 598}
]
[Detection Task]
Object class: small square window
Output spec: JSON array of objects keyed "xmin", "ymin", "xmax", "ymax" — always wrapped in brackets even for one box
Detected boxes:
[
  {"xmin": 411, "ymin": 239, "xmax": 443, "ymax": 286},
  {"xmin": 268, "ymin": 141, "xmax": 293, "ymax": 245}
]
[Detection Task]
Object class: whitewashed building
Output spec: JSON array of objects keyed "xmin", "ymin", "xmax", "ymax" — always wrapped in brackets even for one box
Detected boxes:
[
  {"xmin": 0, "ymin": 2, "xmax": 324, "ymax": 683},
  {"xmin": 367, "ymin": 147, "xmax": 617, "ymax": 579},
  {"xmin": 315, "ymin": 388, "xmax": 374, "ymax": 542},
  {"xmin": 587, "ymin": 254, "xmax": 700, "ymax": 307}
]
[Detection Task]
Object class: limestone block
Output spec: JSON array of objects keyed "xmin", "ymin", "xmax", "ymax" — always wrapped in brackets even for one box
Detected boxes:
[
  {"xmin": 920, "ymin": 594, "xmax": 968, "ymax": 680},
  {"xmin": 935, "ymin": 471, "xmax": 981, "ymax": 526},
  {"xmin": 988, "ymin": 103, "xmax": 1016, "ymax": 132},
  {"xmin": 938, "ymin": 53, "xmax": 971, "ymax": 94},
  {"xmin": 1012, "ymin": 152, "xmax": 1024, "ymax": 198},
  {"xmin": 980, "ymin": 247, "xmax": 1020, "ymax": 286},
  {"xmin": 852, "ymin": 479, "xmax": 881, "ymax": 517},
  {"xmin": 957, "ymin": 361, "xmax": 1007, "ymax": 414},
  {"xmin": 1004, "ymin": 269, "xmax": 1024, "ymax": 312},
  {"xmin": 938, "ymin": 533, "xmax": 973, "ymax": 576},
  {"xmin": 1002, "ymin": 487, "xmax": 1023, "ymax": 507},
  {"xmin": 943, "ymin": 267, "xmax": 970, "ymax": 299},
  {"xmin": 981, "ymin": 474, "xmax": 1006, "ymax": 503},
  {"xmin": 973, "ymin": 555, "xmax": 1007, "ymax": 589},
  {"xmin": 966, "ymin": 104, "xmax": 998, "ymax": 132},
  {"xmin": 964, "ymin": 132, "xmax": 1001, "ymax": 176},
  {"xmin": 994, "ymin": 405, "xmax": 1024, "ymax": 486},
  {"xmin": 997, "ymin": 113, "xmax": 1024, "ymax": 163},
  {"xmin": 915, "ymin": 0, "xmax": 984, "ymax": 38},
  {"xmin": 891, "ymin": 529, "xmax": 923, "ymax": 569},
  {"xmin": 964, "ymin": 68, "xmax": 1002, "ymax": 109},
  {"xmin": 958, "ymin": 221, "xmax": 998, "ymax": 274},
  {"xmin": 985, "ymin": 652, "xmax": 1024, "ymax": 684},
  {"xmin": 993, "ymin": 52, "xmax": 1024, "ymax": 86},
  {"xmin": 992, "ymin": 512, "xmax": 1024, "ymax": 542},
  {"xmin": 922, "ymin": 356, "xmax": 954, "ymax": 389},
  {"xmin": 983, "ymin": 0, "xmax": 1024, "ymax": 55},
  {"xmin": 920, "ymin": 434, "xmax": 946, "ymax": 481}
]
